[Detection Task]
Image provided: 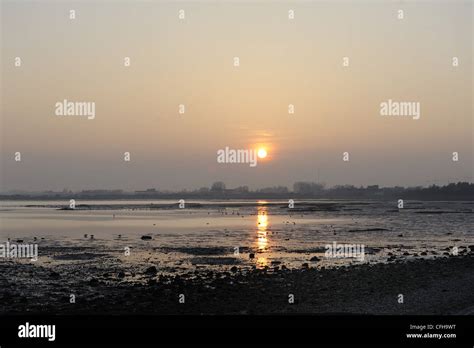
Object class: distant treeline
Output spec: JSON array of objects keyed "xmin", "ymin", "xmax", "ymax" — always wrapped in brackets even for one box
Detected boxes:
[{"xmin": 1, "ymin": 182, "xmax": 473, "ymax": 201}]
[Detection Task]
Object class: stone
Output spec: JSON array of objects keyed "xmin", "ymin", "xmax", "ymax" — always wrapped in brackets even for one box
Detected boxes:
[{"xmin": 144, "ymin": 266, "xmax": 157, "ymax": 275}]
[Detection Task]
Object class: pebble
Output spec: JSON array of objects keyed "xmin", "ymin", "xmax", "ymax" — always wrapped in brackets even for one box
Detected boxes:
[
  {"xmin": 49, "ymin": 271, "xmax": 61, "ymax": 279},
  {"xmin": 144, "ymin": 266, "xmax": 157, "ymax": 275}
]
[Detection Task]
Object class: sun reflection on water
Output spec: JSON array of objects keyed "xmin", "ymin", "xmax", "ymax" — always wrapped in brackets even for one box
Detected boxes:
[{"xmin": 256, "ymin": 206, "xmax": 269, "ymax": 267}]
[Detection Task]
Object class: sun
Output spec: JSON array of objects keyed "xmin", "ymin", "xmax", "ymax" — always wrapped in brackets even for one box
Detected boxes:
[{"xmin": 257, "ymin": 148, "xmax": 267, "ymax": 159}]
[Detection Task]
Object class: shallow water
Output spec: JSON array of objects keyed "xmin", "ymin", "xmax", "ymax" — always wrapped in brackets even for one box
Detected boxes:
[{"xmin": 0, "ymin": 199, "xmax": 473, "ymax": 274}]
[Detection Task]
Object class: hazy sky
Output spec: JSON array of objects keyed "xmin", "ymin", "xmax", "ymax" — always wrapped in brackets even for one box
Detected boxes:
[{"xmin": 1, "ymin": 0, "xmax": 472, "ymax": 191}]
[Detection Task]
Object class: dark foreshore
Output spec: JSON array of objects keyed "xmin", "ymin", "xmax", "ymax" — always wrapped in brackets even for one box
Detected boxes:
[{"xmin": 1, "ymin": 253, "xmax": 474, "ymax": 315}]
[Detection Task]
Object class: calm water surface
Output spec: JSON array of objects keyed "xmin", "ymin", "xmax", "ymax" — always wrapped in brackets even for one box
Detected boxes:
[{"xmin": 1, "ymin": 199, "xmax": 472, "ymax": 273}]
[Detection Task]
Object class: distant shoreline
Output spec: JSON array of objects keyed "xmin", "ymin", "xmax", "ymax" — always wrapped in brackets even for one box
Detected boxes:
[
  {"xmin": 1, "ymin": 182, "xmax": 473, "ymax": 201},
  {"xmin": 1, "ymin": 195, "xmax": 474, "ymax": 202},
  {"xmin": 1, "ymin": 200, "xmax": 473, "ymax": 214}
]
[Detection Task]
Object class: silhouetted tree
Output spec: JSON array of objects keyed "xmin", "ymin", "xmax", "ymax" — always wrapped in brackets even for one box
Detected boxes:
[{"xmin": 210, "ymin": 181, "xmax": 226, "ymax": 192}]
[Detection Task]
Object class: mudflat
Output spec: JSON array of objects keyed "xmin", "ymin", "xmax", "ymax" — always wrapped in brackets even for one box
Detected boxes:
[{"xmin": 1, "ymin": 252, "xmax": 473, "ymax": 315}]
